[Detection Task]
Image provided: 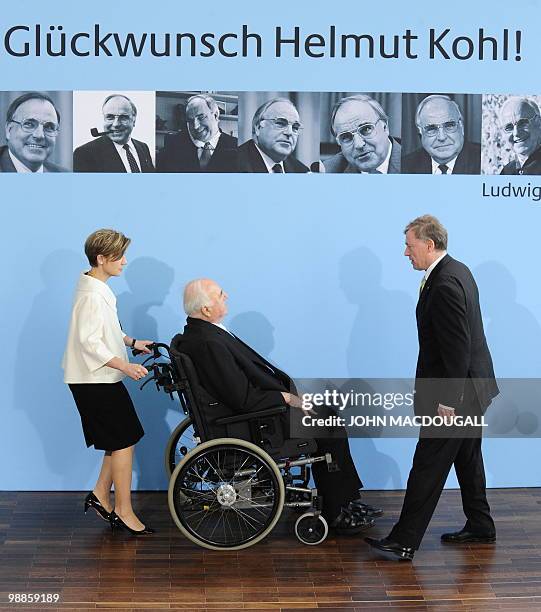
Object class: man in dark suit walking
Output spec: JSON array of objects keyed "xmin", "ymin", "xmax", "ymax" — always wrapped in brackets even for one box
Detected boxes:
[
  {"xmin": 366, "ymin": 215, "xmax": 498, "ymax": 561},
  {"xmin": 238, "ymin": 98, "xmax": 309, "ymax": 173},
  {"xmin": 157, "ymin": 94, "xmax": 238, "ymax": 172},
  {"xmin": 73, "ymin": 94, "xmax": 154, "ymax": 173},
  {"xmin": 403, "ymin": 95, "xmax": 480, "ymax": 175},
  {"xmin": 174, "ymin": 278, "xmax": 382, "ymax": 532}
]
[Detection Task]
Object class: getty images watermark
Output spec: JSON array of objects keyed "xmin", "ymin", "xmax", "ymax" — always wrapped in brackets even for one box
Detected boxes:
[
  {"xmin": 299, "ymin": 388, "xmax": 487, "ymax": 429},
  {"xmin": 287, "ymin": 379, "xmax": 541, "ymax": 439}
]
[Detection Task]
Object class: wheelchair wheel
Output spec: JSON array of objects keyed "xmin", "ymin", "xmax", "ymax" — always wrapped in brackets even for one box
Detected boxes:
[
  {"xmin": 164, "ymin": 417, "xmax": 198, "ymax": 477},
  {"xmin": 294, "ymin": 512, "xmax": 328, "ymax": 545},
  {"xmin": 168, "ymin": 438, "xmax": 285, "ymax": 550}
]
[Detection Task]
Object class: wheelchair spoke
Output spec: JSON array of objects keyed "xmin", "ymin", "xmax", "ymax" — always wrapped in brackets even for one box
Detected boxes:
[
  {"xmin": 172, "ymin": 444, "xmax": 282, "ymax": 547},
  {"xmin": 229, "ymin": 505, "xmax": 266, "ymax": 530}
]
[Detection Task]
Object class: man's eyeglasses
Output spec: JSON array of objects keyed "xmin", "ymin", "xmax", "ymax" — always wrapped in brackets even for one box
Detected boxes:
[
  {"xmin": 421, "ymin": 120, "xmax": 461, "ymax": 137},
  {"xmin": 104, "ymin": 114, "xmax": 133, "ymax": 123},
  {"xmin": 10, "ymin": 118, "xmax": 59, "ymax": 136},
  {"xmin": 261, "ymin": 117, "xmax": 303, "ymax": 134},
  {"xmin": 502, "ymin": 117, "xmax": 538, "ymax": 133},
  {"xmin": 336, "ymin": 119, "xmax": 382, "ymax": 147}
]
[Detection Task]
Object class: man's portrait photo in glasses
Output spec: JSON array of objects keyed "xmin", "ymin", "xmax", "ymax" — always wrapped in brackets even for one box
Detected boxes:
[
  {"xmin": 402, "ymin": 94, "xmax": 481, "ymax": 175},
  {"xmin": 237, "ymin": 93, "xmax": 319, "ymax": 173},
  {"xmin": 317, "ymin": 93, "xmax": 402, "ymax": 174},
  {"xmin": 0, "ymin": 91, "xmax": 71, "ymax": 173},
  {"xmin": 73, "ymin": 91, "xmax": 155, "ymax": 173},
  {"xmin": 482, "ymin": 95, "xmax": 541, "ymax": 175}
]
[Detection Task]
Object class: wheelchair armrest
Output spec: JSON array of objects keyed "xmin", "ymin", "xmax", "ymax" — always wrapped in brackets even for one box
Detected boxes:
[{"xmin": 214, "ymin": 405, "xmax": 287, "ymax": 426}]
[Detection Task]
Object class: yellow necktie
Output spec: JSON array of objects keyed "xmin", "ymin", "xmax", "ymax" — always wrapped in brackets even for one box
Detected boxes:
[{"xmin": 419, "ymin": 276, "xmax": 426, "ymax": 295}]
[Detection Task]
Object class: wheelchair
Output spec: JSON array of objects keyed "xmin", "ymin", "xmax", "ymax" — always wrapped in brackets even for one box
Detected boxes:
[{"xmin": 136, "ymin": 337, "xmax": 336, "ymax": 550}]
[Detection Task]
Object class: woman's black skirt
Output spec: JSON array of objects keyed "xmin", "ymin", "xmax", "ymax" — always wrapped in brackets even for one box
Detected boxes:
[{"xmin": 69, "ymin": 381, "xmax": 144, "ymax": 451}]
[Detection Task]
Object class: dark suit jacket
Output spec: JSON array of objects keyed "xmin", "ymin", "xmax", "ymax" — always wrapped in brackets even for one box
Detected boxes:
[
  {"xmin": 173, "ymin": 317, "xmax": 290, "ymax": 417},
  {"xmin": 322, "ymin": 137, "xmax": 402, "ymax": 174},
  {"xmin": 0, "ymin": 145, "xmax": 68, "ymax": 173},
  {"xmin": 73, "ymin": 136, "xmax": 155, "ymax": 173},
  {"xmin": 500, "ymin": 146, "xmax": 541, "ymax": 175},
  {"xmin": 403, "ymin": 141, "xmax": 481, "ymax": 175},
  {"xmin": 157, "ymin": 130, "xmax": 238, "ymax": 173},
  {"xmin": 238, "ymin": 139, "xmax": 309, "ymax": 173},
  {"xmin": 414, "ymin": 255, "xmax": 498, "ymax": 416}
]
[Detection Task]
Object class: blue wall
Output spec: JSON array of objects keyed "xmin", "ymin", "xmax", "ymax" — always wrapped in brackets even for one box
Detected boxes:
[
  {"xmin": 2, "ymin": 174, "xmax": 540, "ymax": 490},
  {"xmin": 1, "ymin": 0, "xmax": 541, "ymax": 490}
]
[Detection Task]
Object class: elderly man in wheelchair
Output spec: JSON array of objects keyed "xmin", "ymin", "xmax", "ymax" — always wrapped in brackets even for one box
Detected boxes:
[{"xmin": 143, "ymin": 278, "xmax": 382, "ymax": 550}]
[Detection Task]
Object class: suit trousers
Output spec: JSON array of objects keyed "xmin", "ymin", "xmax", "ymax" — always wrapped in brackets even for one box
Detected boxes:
[
  {"xmin": 311, "ymin": 435, "xmax": 363, "ymax": 521},
  {"xmin": 289, "ymin": 405, "xmax": 362, "ymax": 521},
  {"xmin": 388, "ymin": 435, "xmax": 495, "ymax": 549}
]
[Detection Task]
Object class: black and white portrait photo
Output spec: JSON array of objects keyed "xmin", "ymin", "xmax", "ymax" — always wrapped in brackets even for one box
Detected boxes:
[
  {"xmin": 316, "ymin": 92, "xmax": 402, "ymax": 174},
  {"xmin": 482, "ymin": 94, "xmax": 541, "ymax": 175},
  {"xmin": 155, "ymin": 91, "xmax": 238, "ymax": 173},
  {"xmin": 402, "ymin": 93, "xmax": 481, "ymax": 175},
  {"xmin": 0, "ymin": 91, "xmax": 72, "ymax": 173},
  {"xmin": 73, "ymin": 91, "xmax": 155, "ymax": 173},
  {"xmin": 237, "ymin": 92, "xmax": 319, "ymax": 173}
]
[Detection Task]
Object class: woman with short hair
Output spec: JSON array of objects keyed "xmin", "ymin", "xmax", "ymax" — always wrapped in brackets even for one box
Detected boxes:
[{"xmin": 63, "ymin": 228, "xmax": 154, "ymax": 535}]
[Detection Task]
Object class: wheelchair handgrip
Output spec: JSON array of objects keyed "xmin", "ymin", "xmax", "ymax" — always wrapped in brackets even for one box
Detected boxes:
[{"xmin": 214, "ymin": 405, "xmax": 287, "ymax": 426}]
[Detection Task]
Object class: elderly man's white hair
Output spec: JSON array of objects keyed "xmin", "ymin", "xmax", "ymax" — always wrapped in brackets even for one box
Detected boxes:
[
  {"xmin": 499, "ymin": 96, "xmax": 541, "ymax": 121},
  {"xmin": 183, "ymin": 278, "xmax": 213, "ymax": 316}
]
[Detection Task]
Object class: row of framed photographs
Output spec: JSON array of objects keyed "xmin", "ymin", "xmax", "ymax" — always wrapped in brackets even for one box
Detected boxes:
[{"xmin": 0, "ymin": 90, "xmax": 538, "ymax": 175}]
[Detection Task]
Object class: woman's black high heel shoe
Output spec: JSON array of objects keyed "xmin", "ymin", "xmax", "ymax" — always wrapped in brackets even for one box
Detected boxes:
[
  {"xmin": 84, "ymin": 491, "xmax": 111, "ymax": 522},
  {"xmin": 109, "ymin": 511, "xmax": 155, "ymax": 535}
]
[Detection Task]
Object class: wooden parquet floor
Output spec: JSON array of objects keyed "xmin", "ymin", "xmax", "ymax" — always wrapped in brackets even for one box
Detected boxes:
[{"xmin": 1, "ymin": 489, "xmax": 540, "ymax": 611}]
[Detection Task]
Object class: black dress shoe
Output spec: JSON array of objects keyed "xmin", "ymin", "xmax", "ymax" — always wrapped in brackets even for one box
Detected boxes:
[
  {"xmin": 349, "ymin": 499, "xmax": 384, "ymax": 518},
  {"xmin": 109, "ymin": 511, "xmax": 155, "ymax": 535},
  {"xmin": 365, "ymin": 537, "xmax": 414, "ymax": 561},
  {"xmin": 331, "ymin": 508, "xmax": 375, "ymax": 535},
  {"xmin": 84, "ymin": 491, "xmax": 111, "ymax": 522},
  {"xmin": 441, "ymin": 528, "xmax": 496, "ymax": 543}
]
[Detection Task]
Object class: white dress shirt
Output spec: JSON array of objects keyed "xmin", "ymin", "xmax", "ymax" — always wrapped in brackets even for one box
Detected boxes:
[
  {"xmin": 62, "ymin": 273, "xmax": 128, "ymax": 384},
  {"xmin": 112, "ymin": 139, "xmax": 142, "ymax": 173},
  {"xmin": 9, "ymin": 149, "xmax": 43, "ymax": 173},
  {"xmin": 423, "ymin": 251, "xmax": 448, "ymax": 283}
]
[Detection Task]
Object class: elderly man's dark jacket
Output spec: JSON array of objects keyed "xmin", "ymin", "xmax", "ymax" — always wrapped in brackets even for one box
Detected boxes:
[
  {"xmin": 500, "ymin": 146, "xmax": 541, "ymax": 175},
  {"xmin": 157, "ymin": 130, "xmax": 238, "ymax": 172},
  {"xmin": 73, "ymin": 136, "xmax": 155, "ymax": 172},
  {"xmin": 238, "ymin": 139, "xmax": 309, "ymax": 173},
  {"xmin": 414, "ymin": 254, "xmax": 499, "ymax": 417},
  {"xmin": 174, "ymin": 317, "xmax": 289, "ymax": 417},
  {"xmin": 0, "ymin": 145, "xmax": 68, "ymax": 172},
  {"xmin": 403, "ymin": 141, "xmax": 481, "ymax": 174}
]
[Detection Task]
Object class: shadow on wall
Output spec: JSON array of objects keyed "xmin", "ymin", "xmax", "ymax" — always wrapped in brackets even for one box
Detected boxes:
[
  {"xmin": 475, "ymin": 261, "xmax": 541, "ymax": 487},
  {"xmin": 116, "ymin": 256, "xmax": 179, "ymax": 490},
  {"xmin": 14, "ymin": 249, "xmax": 99, "ymax": 488},
  {"xmin": 339, "ymin": 246, "xmax": 416, "ymax": 489},
  {"xmin": 475, "ymin": 261, "xmax": 541, "ymax": 378},
  {"xmin": 230, "ymin": 305, "xmax": 405, "ymax": 490},
  {"xmin": 229, "ymin": 311, "xmax": 275, "ymax": 360},
  {"xmin": 339, "ymin": 246, "xmax": 417, "ymax": 377}
]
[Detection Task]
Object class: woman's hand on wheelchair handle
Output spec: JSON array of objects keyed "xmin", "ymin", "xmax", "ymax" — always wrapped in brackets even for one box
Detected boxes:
[
  {"xmin": 123, "ymin": 362, "xmax": 149, "ymax": 381},
  {"xmin": 134, "ymin": 340, "xmax": 154, "ymax": 354}
]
